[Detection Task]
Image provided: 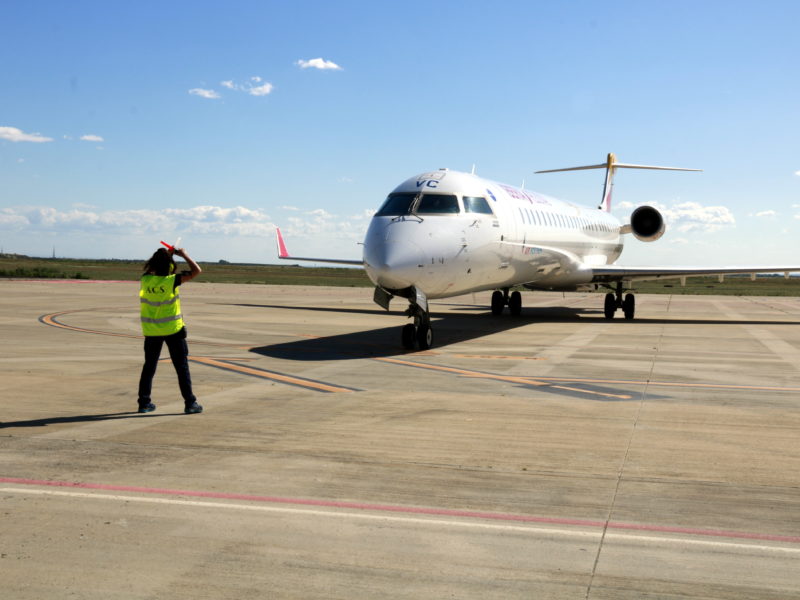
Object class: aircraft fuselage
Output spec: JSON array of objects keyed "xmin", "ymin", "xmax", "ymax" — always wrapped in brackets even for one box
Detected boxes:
[{"xmin": 363, "ymin": 169, "xmax": 623, "ymax": 299}]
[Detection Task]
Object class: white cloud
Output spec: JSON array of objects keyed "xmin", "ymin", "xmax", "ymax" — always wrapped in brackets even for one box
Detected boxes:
[
  {"xmin": 189, "ymin": 88, "xmax": 221, "ymax": 99},
  {"xmin": 795, "ymin": 170, "xmax": 800, "ymax": 176},
  {"xmin": 620, "ymin": 201, "xmax": 736, "ymax": 233},
  {"xmin": 283, "ymin": 208, "xmax": 368, "ymax": 243},
  {"xmin": 248, "ymin": 82, "xmax": 274, "ymax": 96},
  {"xmin": 296, "ymin": 58, "xmax": 342, "ymax": 70},
  {"xmin": 659, "ymin": 201, "xmax": 735, "ymax": 232},
  {"xmin": 0, "ymin": 209, "xmax": 30, "ymax": 227},
  {"xmin": 80, "ymin": 134, "xmax": 104, "ymax": 142},
  {"xmin": 0, "ymin": 126, "xmax": 53, "ymax": 143},
  {"xmin": 754, "ymin": 210, "xmax": 777, "ymax": 218},
  {"xmin": 0, "ymin": 205, "xmax": 277, "ymax": 237},
  {"xmin": 217, "ymin": 78, "xmax": 273, "ymax": 96},
  {"xmin": 1, "ymin": 204, "xmax": 375, "ymax": 261}
]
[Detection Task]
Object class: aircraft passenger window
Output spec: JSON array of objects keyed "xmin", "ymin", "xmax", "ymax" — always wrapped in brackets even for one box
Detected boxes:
[
  {"xmin": 417, "ymin": 194, "xmax": 460, "ymax": 214},
  {"xmin": 463, "ymin": 196, "xmax": 494, "ymax": 215},
  {"xmin": 375, "ymin": 193, "xmax": 416, "ymax": 216}
]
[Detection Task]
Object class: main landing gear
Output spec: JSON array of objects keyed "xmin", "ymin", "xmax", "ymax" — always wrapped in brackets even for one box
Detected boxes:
[
  {"xmin": 491, "ymin": 288, "xmax": 522, "ymax": 316},
  {"xmin": 604, "ymin": 282, "xmax": 635, "ymax": 320},
  {"xmin": 401, "ymin": 303, "xmax": 433, "ymax": 350}
]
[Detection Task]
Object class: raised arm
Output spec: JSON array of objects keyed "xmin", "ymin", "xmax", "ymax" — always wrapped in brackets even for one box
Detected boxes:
[{"xmin": 173, "ymin": 248, "xmax": 202, "ymax": 283}]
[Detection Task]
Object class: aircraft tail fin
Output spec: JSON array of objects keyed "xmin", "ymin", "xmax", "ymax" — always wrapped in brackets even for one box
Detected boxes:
[
  {"xmin": 535, "ymin": 153, "xmax": 701, "ymax": 212},
  {"xmin": 276, "ymin": 227, "xmax": 290, "ymax": 258}
]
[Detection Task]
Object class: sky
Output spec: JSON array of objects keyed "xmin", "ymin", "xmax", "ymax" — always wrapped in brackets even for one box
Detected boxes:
[{"xmin": 2, "ymin": 0, "xmax": 799, "ymax": 267}]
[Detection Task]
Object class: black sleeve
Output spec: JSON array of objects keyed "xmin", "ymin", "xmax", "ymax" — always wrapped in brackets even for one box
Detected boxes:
[{"xmin": 173, "ymin": 271, "xmax": 190, "ymax": 290}]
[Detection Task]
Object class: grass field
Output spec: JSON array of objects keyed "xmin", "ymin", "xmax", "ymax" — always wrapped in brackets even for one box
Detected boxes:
[
  {"xmin": 2, "ymin": 255, "xmax": 800, "ymax": 295},
  {"xmin": 0, "ymin": 255, "xmax": 372, "ymax": 287}
]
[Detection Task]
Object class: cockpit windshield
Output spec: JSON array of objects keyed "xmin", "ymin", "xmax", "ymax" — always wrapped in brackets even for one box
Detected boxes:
[
  {"xmin": 374, "ymin": 193, "xmax": 461, "ymax": 217},
  {"xmin": 416, "ymin": 194, "xmax": 459, "ymax": 214},
  {"xmin": 374, "ymin": 193, "xmax": 416, "ymax": 216}
]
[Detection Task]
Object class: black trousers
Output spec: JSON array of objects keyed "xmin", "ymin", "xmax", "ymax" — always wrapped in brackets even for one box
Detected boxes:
[{"xmin": 137, "ymin": 328, "xmax": 197, "ymax": 407}]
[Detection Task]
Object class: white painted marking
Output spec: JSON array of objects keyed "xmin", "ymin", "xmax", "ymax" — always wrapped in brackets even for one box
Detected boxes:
[{"xmin": 3, "ymin": 487, "xmax": 799, "ymax": 555}]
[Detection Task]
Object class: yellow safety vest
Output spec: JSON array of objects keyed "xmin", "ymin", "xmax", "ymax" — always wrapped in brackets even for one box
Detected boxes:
[{"xmin": 140, "ymin": 275, "xmax": 185, "ymax": 336}]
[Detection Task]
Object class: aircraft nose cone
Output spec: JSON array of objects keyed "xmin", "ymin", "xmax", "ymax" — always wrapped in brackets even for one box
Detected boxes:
[{"xmin": 365, "ymin": 240, "xmax": 424, "ymax": 289}]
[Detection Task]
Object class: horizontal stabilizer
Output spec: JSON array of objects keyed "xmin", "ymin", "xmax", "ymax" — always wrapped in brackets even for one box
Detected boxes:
[
  {"xmin": 535, "ymin": 152, "xmax": 701, "ymax": 212},
  {"xmin": 535, "ymin": 163, "xmax": 701, "ymax": 174}
]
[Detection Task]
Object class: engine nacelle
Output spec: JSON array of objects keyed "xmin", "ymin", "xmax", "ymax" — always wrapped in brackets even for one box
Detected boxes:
[{"xmin": 628, "ymin": 205, "xmax": 665, "ymax": 242}]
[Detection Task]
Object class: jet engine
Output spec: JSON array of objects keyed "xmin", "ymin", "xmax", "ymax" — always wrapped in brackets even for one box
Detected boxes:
[{"xmin": 628, "ymin": 205, "xmax": 665, "ymax": 242}]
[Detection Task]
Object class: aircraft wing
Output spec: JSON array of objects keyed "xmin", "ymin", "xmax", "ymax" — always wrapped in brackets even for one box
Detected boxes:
[
  {"xmin": 590, "ymin": 265, "xmax": 800, "ymax": 284},
  {"xmin": 276, "ymin": 227, "xmax": 363, "ymax": 266}
]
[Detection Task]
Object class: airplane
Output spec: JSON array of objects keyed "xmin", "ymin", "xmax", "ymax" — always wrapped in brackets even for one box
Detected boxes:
[{"xmin": 276, "ymin": 153, "xmax": 800, "ymax": 350}]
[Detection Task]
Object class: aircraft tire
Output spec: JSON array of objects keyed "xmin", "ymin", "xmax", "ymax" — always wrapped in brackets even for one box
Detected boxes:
[
  {"xmin": 491, "ymin": 290, "xmax": 505, "ymax": 315},
  {"xmin": 417, "ymin": 323, "xmax": 433, "ymax": 350},
  {"xmin": 623, "ymin": 293, "xmax": 635, "ymax": 320},
  {"xmin": 509, "ymin": 291, "xmax": 522, "ymax": 316},
  {"xmin": 401, "ymin": 323, "xmax": 416, "ymax": 349},
  {"xmin": 604, "ymin": 293, "xmax": 616, "ymax": 319}
]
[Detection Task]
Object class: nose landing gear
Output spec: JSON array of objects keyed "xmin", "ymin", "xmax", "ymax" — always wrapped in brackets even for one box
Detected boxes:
[
  {"xmin": 401, "ymin": 308, "xmax": 433, "ymax": 350},
  {"xmin": 401, "ymin": 287, "xmax": 434, "ymax": 350}
]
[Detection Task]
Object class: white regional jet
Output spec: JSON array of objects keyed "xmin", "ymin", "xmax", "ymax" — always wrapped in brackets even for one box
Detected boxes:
[{"xmin": 277, "ymin": 153, "xmax": 800, "ymax": 350}]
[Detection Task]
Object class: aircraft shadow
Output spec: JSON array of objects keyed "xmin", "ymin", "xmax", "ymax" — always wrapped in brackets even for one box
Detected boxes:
[
  {"xmin": 0, "ymin": 411, "xmax": 184, "ymax": 429},
  {"xmin": 249, "ymin": 306, "xmax": 588, "ymax": 361},
  {"xmin": 246, "ymin": 301, "xmax": 797, "ymax": 361},
  {"xmin": 226, "ymin": 303, "xmax": 396, "ymax": 317}
]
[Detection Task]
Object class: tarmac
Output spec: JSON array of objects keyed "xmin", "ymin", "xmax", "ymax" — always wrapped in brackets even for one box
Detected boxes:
[{"xmin": 1, "ymin": 279, "xmax": 799, "ymax": 599}]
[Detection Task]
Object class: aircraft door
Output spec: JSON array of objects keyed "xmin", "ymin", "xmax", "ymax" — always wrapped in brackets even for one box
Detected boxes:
[{"xmin": 462, "ymin": 194, "xmax": 509, "ymax": 287}]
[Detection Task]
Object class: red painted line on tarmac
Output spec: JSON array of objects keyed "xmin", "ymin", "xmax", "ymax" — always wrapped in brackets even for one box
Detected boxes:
[{"xmin": 3, "ymin": 476, "xmax": 799, "ymax": 545}]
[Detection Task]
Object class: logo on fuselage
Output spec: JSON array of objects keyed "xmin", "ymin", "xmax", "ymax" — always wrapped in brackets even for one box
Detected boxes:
[{"xmin": 416, "ymin": 171, "xmax": 447, "ymax": 190}]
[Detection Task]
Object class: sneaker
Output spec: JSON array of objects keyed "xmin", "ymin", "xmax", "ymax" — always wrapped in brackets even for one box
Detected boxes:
[
  {"xmin": 184, "ymin": 402, "xmax": 203, "ymax": 414},
  {"xmin": 138, "ymin": 403, "xmax": 156, "ymax": 413}
]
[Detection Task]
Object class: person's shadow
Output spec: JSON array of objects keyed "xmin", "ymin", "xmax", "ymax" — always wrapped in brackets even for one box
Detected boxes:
[{"xmin": 0, "ymin": 412, "xmax": 183, "ymax": 429}]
